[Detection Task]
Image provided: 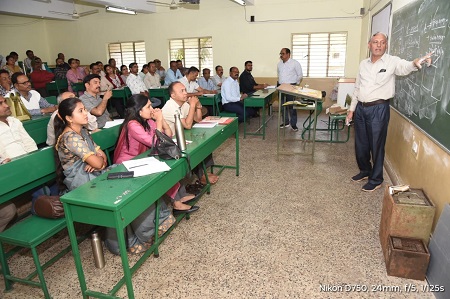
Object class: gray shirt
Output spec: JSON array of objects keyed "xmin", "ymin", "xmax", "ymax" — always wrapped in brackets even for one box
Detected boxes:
[{"xmin": 80, "ymin": 92, "xmax": 110, "ymax": 128}]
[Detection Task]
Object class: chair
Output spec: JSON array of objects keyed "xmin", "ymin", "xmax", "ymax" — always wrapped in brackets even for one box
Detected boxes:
[
  {"xmin": 214, "ymin": 93, "xmax": 237, "ymax": 117},
  {"xmin": 55, "ymin": 79, "xmax": 68, "ymax": 94},
  {"xmin": 45, "ymin": 96, "xmax": 57, "ymax": 105},
  {"xmin": 71, "ymin": 82, "xmax": 85, "ymax": 97}
]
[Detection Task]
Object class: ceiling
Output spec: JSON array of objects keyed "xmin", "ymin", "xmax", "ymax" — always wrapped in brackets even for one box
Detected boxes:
[{"xmin": 0, "ymin": 0, "xmax": 255, "ymax": 21}]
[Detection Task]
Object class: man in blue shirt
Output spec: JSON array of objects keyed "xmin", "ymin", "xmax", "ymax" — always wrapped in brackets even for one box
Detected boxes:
[{"xmin": 164, "ymin": 61, "xmax": 182, "ymax": 86}]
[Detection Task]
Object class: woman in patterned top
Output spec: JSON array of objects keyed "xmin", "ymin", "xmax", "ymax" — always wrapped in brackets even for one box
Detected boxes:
[
  {"xmin": 54, "ymin": 97, "xmax": 107, "ymax": 192},
  {"xmin": 2, "ymin": 55, "xmax": 23, "ymax": 76}
]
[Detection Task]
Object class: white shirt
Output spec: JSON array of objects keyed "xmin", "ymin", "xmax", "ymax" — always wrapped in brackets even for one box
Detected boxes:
[
  {"xmin": 143, "ymin": 72, "xmax": 161, "ymax": 89},
  {"xmin": 212, "ymin": 74, "xmax": 227, "ymax": 89},
  {"xmin": 126, "ymin": 73, "xmax": 147, "ymax": 95},
  {"xmin": 161, "ymin": 98, "xmax": 190, "ymax": 133},
  {"xmin": 221, "ymin": 77, "xmax": 241, "ymax": 105},
  {"xmin": 198, "ymin": 77, "xmax": 216, "ymax": 91},
  {"xmin": 350, "ymin": 53, "xmax": 417, "ymax": 111},
  {"xmin": 0, "ymin": 116, "xmax": 37, "ymax": 159},
  {"xmin": 277, "ymin": 58, "xmax": 303, "ymax": 84},
  {"xmin": 178, "ymin": 76, "xmax": 199, "ymax": 93}
]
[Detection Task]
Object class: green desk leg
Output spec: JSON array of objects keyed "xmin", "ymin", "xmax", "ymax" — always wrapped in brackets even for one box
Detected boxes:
[
  {"xmin": 64, "ymin": 204, "xmax": 89, "ymax": 299},
  {"xmin": 235, "ymin": 128, "xmax": 240, "ymax": 176},
  {"xmin": 114, "ymin": 212, "xmax": 135, "ymax": 299}
]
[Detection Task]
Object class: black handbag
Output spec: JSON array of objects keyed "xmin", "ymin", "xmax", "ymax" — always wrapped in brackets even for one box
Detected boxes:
[{"xmin": 151, "ymin": 129, "xmax": 182, "ymax": 160}]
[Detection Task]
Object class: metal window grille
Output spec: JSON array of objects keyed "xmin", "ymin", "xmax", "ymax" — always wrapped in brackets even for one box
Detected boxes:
[
  {"xmin": 108, "ymin": 41, "xmax": 146, "ymax": 68},
  {"xmin": 169, "ymin": 37, "xmax": 213, "ymax": 71},
  {"xmin": 292, "ymin": 32, "xmax": 347, "ymax": 77}
]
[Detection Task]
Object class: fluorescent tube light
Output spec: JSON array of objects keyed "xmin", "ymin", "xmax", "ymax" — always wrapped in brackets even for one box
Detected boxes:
[
  {"xmin": 231, "ymin": 0, "xmax": 246, "ymax": 6},
  {"xmin": 106, "ymin": 6, "xmax": 137, "ymax": 15}
]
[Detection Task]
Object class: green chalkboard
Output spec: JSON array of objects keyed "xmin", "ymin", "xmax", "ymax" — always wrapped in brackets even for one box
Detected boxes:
[{"xmin": 390, "ymin": 0, "xmax": 450, "ymax": 151}]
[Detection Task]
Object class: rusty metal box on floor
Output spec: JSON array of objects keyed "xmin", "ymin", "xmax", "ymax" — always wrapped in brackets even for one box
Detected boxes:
[
  {"xmin": 379, "ymin": 186, "xmax": 435, "ymax": 262},
  {"xmin": 386, "ymin": 236, "xmax": 430, "ymax": 280}
]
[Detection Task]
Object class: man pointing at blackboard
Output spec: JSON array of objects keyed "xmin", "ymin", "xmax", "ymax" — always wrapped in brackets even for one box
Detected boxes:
[{"xmin": 346, "ymin": 32, "xmax": 432, "ymax": 192}]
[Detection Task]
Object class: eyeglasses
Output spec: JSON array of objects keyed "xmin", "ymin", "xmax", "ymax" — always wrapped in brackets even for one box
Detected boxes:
[{"xmin": 17, "ymin": 81, "xmax": 31, "ymax": 85}]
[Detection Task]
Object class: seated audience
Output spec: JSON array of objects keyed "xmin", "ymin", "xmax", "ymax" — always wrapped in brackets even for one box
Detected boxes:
[
  {"xmin": 30, "ymin": 57, "xmax": 55, "ymax": 97},
  {"xmin": 221, "ymin": 66, "xmax": 257, "ymax": 123},
  {"xmin": 143, "ymin": 61, "xmax": 161, "ymax": 89},
  {"xmin": 0, "ymin": 151, "xmax": 17, "ymax": 232},
  {"xmin": 66, "ymin": 58, "xmax": 87, "ymax": 93},
  {"xmin": 198, "ymin": 68, "xmax": 218, "ymax": 93},
  {"xmin": 126, "ymin": 62, "xmax": 161, "ymax": 108},
  {"xmin": 212, "ymin": 65, "xmax": 227, "ymax": 90},
  {"xmin": 108, "ymin": 58, "xmax": 119, "ymax": 75},
  {"xmin": 179, "ymin": 67, "xmax": 216, "ymax": 98},
  {"xmin": 154, "ymin": 59, "xmax": 165, "ymax": 80},
  {"xmin": 24, "ymin": 50, "xmax": 34, "ymax": 74},
  {"xmin": 0, "ymin": 70, "xmax": 13, "ymax": 96},
  {"xmin": 164, "ymin": 60, "xmax": 182, "ymax": 86},
  {"xmin": 57, "ymin": 53, "xmax": 71, "ymax": 70},
  {"xmin": 46, "ymin": 92, "xmax": 98, "ymax": 146},
  {"xmin": 53, "ymin": 97, "xmax": 107, "ymax": 192},
  {"xmin": 96, "ymin": 61, "xmax": 106, "ymax": 77},
  {"xmin": 139, "ymin": 64, "xmax": 149, "ymax": 81},
  {"xmin": 54, "ymin": 57, "xmax": 69, "ymax": 80},
  {"xmin": 100, "ymin": 64, "xmax": 126, "ymax": 118},
  {"xmin": 9, "ymin": 72, "xmax": 57, "ymax": 116},
  {"xmin": 2, "ymin": 55, "xmax": 22, "ymax": 76},
  {"xmin": 162, "ymin": 82, "xmax": 219, "ymax": 185},
  {"xmin": 176, "ymin": 60, "xmax": 187, "ymax": 76},
  {"xmin": 120, "ymin": 65, "xmax": 129, "ymax": 83},
  {"xmin": 79, "ymin": 74, "xmax": 112, "ymax": 128},
  {"xmin": 239, "ymin": 60, "xmax": 268, "ymax": 94}
]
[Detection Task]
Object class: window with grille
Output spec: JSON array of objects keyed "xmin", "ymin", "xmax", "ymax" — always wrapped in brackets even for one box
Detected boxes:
[
  {"xmin": 108, "ymin": 41, "xmax": 146, "ymax": 68},
  {"xmin": 169, "ymin": 37, "xmax": 213, "ymax": 71},
  {"xmin": 292, "ymin": 33, "xmax": 347, "ymax": 77}
]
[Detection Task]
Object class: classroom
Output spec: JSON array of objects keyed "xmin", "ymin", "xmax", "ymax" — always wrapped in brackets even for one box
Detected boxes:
[{"xmin": 0, "ymin": 0, "xmax": 449, "ymax": 298}]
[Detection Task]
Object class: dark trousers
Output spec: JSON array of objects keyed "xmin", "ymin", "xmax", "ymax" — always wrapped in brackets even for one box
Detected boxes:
[
  {"xmin": 223, "ymin": 101, "xmax": 255, "ymax": 123},
  {"xmin": 354, "ymin": 101, "xmax": 390, "ymax": 186},
  {"xmin": 110, "ymin": 97, "xmax": 125, "ymax": 118}
]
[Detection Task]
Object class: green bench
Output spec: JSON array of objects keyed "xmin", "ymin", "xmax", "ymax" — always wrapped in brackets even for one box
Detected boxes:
[{"xmin": 0, "ymin": 125, "xmax": 121, "ymax": 299}]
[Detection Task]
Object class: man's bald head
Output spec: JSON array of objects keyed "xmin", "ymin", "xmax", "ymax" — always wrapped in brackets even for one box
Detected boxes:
[{"xmin": 57, "ymin": 92, "xmax": 76, "ymax": 104}]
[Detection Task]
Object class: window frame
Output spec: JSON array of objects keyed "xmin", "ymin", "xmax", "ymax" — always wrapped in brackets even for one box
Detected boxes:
[
  {"xmin": 107, "ymin": 41, "xmax": 146, "ymax": 68},
  {"xmin": 168, "ymin": 36, "xmax": 213, "ymax": 71},
  {"xmin": 291, "ymin": 32, "xmax": 348, "ymax": 78}
]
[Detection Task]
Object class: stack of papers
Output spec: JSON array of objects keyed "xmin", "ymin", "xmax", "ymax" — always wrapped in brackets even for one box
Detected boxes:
[
  {"xmin": 193, "ymin": 120, "xmax": 218, "ymax": 128},
  {"xmin": 103, "ymin": 119, "xmax": 124, "ymax": 128},
  {"xmin": 122, "ymin": 157, "xmax": 171, "ymax": 177},
  {"xmin": 204, "ymin": 116, "xmax": 234, "ymax": 125}
]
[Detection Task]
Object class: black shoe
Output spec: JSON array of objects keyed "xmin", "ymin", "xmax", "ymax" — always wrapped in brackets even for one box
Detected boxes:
[
  {"xmin": 183, "ymin": 194, "xmax": 201, "ymax": 205},
  {"xmin": 362, "ymin": 182, "xmax": 381, "ymax": 192},
  {"xmin": 351, "ymin": 173, "xmax": 369, "ymax": 182},
  {"xmin": 172, "ymin": 206, "xmax": 199, "ymax": 215},
  {"xmin": 292, "ymin": 125, "xmax": 298, "ymax": 132},
  {"xmin": 279, "ymin": 122, "xmax": 290, "ymax": 128},
  {"xmin": 185, "ymin": 180, "xmax": 205, "ymax": 195}
]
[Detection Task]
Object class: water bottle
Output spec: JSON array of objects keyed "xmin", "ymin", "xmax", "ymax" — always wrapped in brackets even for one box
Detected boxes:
[
  {"xmin": 174, "ymin": 112, "xmax": 186, "ymax": 151},
  {"xmin": 91, "ymin": 231, "xmax": 105, "ymax": 269}
]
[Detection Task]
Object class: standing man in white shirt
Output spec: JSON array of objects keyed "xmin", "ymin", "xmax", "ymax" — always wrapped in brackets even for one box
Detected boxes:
[
  {"xmin": 126, "ymin": 62, "xmax": 161, "ymax": 108},
  {"xmin": 277, "ymin": 48, "xmax": 303, "ymax": 131}
]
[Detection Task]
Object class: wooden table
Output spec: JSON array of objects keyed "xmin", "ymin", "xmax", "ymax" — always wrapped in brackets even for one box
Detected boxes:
[
  {"xmin": 60, "ymin": 119, "xmax": 239, "ymax": 299},
  {"xmin": 276, "ymin": 84, "xmax": 322, "ymax": 159},
  {"xmin": 243, "ymin": 89, "xmax": 276, "ymax": 140}
]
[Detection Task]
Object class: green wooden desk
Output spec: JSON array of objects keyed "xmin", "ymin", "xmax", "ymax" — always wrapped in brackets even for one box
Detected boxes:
[
  {"xmin": 243, "ymin": 89, "xmax": 276, "ymax": 140},
  {"xmin": 22, "ymin": 115, "xmax": 52, "ymax": 145},
  {"xmin": 46, "ymin": 79, "xmax": 68, "ymax": 95},
  {"xmin": 199, "ymin": 93, "xmax": 220, "ymax": 116},
  {"xmin": 60, "ymin": 119, "xmax": 239, "ymax": 299},
  {"xmin": 112, "ymin": 87, "xmax": 132, "ymax": 107},
  {"xmin": 148, "ymin": 87, "xmax": 169, "ymax": 104},
  {"xmin": 276, "ymin": 84, "xmax": 323, "ymax": 159}
]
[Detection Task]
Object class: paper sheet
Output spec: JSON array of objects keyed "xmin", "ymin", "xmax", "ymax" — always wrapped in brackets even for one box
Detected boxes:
[
  {"xmin": 122, "ymin": 157, "xmax": 171, "ymax": 177},
  {"xmin": 103, "ymin": 119, "xmax": 124, "ymax": 128}
]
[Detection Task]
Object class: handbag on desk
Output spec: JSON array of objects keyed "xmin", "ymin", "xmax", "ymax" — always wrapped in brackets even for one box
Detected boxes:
[
  {"xmin": 150, "ymin": 129, "xmax": 182, "ymax": 160},
  {"xmin": 5, "ymin": 92, "xmax": 31, "ymax": 121}
]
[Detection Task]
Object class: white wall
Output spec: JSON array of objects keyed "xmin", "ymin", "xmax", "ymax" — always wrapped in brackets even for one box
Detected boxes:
[{"xmin": 1, "ymin": 0, "xmax": 363, "ymax": 78}]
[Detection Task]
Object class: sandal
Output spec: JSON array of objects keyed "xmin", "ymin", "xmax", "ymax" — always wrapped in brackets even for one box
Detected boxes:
[
  {"xmin": 185, "ymin": 180, "xmax": 205, "ymax": 195},
  {"xmin": 128, "ymin": 242, "xmax": 151, "ymax": 255}
]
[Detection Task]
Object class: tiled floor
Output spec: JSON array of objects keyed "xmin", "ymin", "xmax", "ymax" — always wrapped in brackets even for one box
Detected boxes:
[{"xmin": 0, "ymin": 111, "xmax": 435, "ymax": 298}]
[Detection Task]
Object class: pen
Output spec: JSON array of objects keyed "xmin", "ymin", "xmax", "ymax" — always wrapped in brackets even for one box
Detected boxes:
[{"xmin": 129, "ymin": 164, "xmax": 146, "ymax": 169}]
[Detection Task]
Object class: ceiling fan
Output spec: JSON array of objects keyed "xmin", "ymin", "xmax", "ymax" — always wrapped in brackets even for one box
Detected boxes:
[
  {"xmin": 147, "ymin": 0, "xmax": 200, "ymax": 10},
  {"xmin": 49, "ymin": 1, "xmax": 99, "ymax": 19}
]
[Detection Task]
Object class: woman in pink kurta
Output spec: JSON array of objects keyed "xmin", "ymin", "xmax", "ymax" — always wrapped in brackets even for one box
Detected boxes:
[
  {"xmin": 113, "ymin": 94, "xmax": 199, "ymax": 209},
  {"xmin": 66, "ymin": 58, "xmax": 86, "ymax": 93}
]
